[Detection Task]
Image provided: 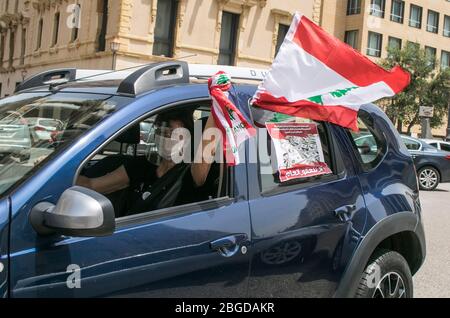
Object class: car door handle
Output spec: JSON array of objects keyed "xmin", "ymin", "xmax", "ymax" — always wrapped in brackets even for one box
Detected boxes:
[
  {"xmin": 334, "ymin": 204, "xmax": 357, "ymax": 222},
  {"xmin": 210, "ymin": 234, "xmax": 248, "ymax": 258}
]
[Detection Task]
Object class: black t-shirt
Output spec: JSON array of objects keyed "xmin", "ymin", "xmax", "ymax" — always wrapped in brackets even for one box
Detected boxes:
[
  {"xmin": 121, "ymin": 156, "xmax": 198, "ymax": 207},
  {"xmin": 82, "ymin": 155, "xmax": 219, "ymax": 217}
]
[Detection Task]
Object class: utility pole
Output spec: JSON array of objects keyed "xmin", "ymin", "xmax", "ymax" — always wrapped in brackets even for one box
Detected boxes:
[
  {"xmin": 419, "ymin": 106, "xmax": 434, "ymax": 139},
  {"xmin": 446, "ymin": 77, "xmax": 450, "ymax": 141},
  {"xmin": 447, "ymin": 98, "xmax": 450, "ymax": 141},
  {"xmin": 110, "ymin": 41, "xmax": 120, "ymax": 70}
]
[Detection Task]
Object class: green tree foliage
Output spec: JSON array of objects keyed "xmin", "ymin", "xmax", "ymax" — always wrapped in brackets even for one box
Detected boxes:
[{"xmin": 379, "ymin": 43, "xmax": 450, "ymax": 134}]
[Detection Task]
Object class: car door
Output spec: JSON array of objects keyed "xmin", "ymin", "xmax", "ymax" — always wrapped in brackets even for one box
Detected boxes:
[
  {"xmin": 10, "ymin": 181, "xmax": 252, "ymax": 298},
  {"xmin": 233, "ymin": 85, "xmax": 366, "ymax": 298},
  {"xmin": 9, "ymin": 87, "xmax": 252, "ymax": 298},
  {"xmin": 245, "ymin": 124, "xmax": 366, "ymax": 298}
]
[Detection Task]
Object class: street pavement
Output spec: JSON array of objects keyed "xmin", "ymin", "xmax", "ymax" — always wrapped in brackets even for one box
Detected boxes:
[{"xmin": 414, "ymin": 183, "xmax": 450, "ymax": 298}]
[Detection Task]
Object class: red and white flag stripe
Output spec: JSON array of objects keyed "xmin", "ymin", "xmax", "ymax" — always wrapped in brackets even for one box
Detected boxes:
[{"xmin": 252, "ymin": 13, "xmax": 410, "ymax": 131}]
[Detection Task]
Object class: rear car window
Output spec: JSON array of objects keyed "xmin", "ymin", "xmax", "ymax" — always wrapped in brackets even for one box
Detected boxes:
[
  {"xmin": 258, "ymin": 118, "xmax": 336, "ymax": 194},
  {"xmin": 402, "ymin": 137, "xmax": 421, "ymax": 150},
  {"xmin": 348, "ymin": 111, "xmax": 387, "ymax": 170},
  {"xmin": 0, "ymin": 92, "xmax": 130, "ymax": 197},
  {"xmin": 441, "ymin": 143, "xmax": 450, "ymax": 152}
]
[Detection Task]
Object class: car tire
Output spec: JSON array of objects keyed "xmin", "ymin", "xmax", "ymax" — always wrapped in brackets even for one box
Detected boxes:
[
  {"xmin": 355, "ymin": 249, "xmax": 413, "ymax": 298},
  {"xmin": 418, "ymin": 166, "xmax": 440, "ymax": 191}
]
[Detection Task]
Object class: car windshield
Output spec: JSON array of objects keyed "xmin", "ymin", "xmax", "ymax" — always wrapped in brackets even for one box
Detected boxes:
[{"xmin": 0, "ymin": 92, "xmax": 128, "ymax": 197}]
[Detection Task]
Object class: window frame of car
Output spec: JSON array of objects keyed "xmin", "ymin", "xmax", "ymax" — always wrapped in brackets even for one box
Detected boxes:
[
  {"xmin": 256, "ymin": 120, "xmax": 346, "ymax": 198},
  {"xmin": 440, "ymin": 142, "xmax": 450, "ymax": 152},
  {"xmin": 345, "ymin": 110, "xmax": 388, "ymax": 173},
  {"xmin": 74, "ymin": 98, "xmax": 238, "ymax": 226},
  {"xmin": 401, "ymin": 136, "xmax": 423, "ymax": 151}
]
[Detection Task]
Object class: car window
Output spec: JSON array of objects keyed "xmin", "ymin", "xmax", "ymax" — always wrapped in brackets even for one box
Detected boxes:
[
  {"xmin": 78, "ymin": 103, "xmax": 230, "ymax": 219},
  {"xmin": 258, "ymin": 118, "xmax": 336, "ymax": 194},
  {"xmin": 0, "ymin": 92, "xmax": 129, "ymax": 198},
  {"xmin": 441, "ymin": 143, "xmax": 450, "ymax": 152},
  {"xmin": 428, "ymin": 142, "xmax": 438, "ymax": 148},
  {"xmin": 347, "ymin": 111, "xmax": 387, "ymax": 170},
  {"xmin": 402, "ymin": 137, "xmax": 421, "ymax": 151}
]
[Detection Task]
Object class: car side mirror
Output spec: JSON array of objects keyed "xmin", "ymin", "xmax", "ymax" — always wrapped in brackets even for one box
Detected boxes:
[{"xmin": 30, "ymin": 186, "xmax": 115, "ymax": 237}]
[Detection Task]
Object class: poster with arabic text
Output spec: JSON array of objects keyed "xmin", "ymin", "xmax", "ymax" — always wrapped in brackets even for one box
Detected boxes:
[{"xmin": 266, "ymin": 122, "xmax": 332, "ymax": 182}]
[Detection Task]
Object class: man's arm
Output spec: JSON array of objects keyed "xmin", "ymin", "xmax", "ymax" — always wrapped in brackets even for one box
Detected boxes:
[
  {"xmin": 191, "ymin": 115, "xmax": 220, "ymax": 187},
  {"xmin": 76, "ymin": 165, "xmax": 130, "ymax": 194}
]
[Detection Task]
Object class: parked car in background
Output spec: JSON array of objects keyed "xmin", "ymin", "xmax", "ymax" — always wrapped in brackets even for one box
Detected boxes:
[
  {"xmin": 26, "ymin": 117, "xmax": 63, "ymax": 142},
  {"xmin": 422, "ymin": 139, "xmax": 450, "ymax": 152},
  {"xmin": 401, "ymin": 135, "xmax": 450, "ymax": 191},
  {"xmin": 0, "ymin": 112, "xmax": 38, "ymax": 162}
]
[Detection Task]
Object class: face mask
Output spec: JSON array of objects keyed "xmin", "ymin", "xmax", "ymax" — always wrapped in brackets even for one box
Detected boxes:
[{"xmin": 155, "ymin": 134, "xmax": 184, "ymax": 161}]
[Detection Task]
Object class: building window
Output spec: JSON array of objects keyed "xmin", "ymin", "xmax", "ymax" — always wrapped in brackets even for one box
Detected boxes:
[
  {"xmin": 390, "ymin": 0, "xmax": 404, "ymax": 23},
  {"xmin": 153, "ymin": 0, "xmax": 178, "ymax": 57},
  {"xmin": 52, "ymin": 12, "xmax": 60, "ymax": 46},
  {"xmin": 426, "ymin": 10, "xmax": 439, "ymax": 34},
  {"xmin": 14, "ymin": 0, "xmax": 18, "ymax": 12},
  {"xmin": 441, "ymin": 51, "xmax": 450, "ymax": 70},
  {"xmin": 370, "ymin": 0, "xmax": 385, "ymax": 18},
  {"xmin": 8, "ymin": 30, "xmax": 15, "ymax": 67},
  {"xmin": 409, "ymin": 5, "xmax": 422, "ymax": 29},
  {"xmin": 0, "ymin": 33, "xmax": 5, "ymax": 68},
  {"xmin": 36, "ymin": 18, "xmax": 43, "ymax": 50},
  {"xmin": 71, "ymin": 4, "xmax": 81, "ymax": 42},
  {"xmin": 275, "ymin": 24, "xmax": 289, "ymax": 56},
  {"xmin": 20, "ymin": 28, "xmax": 26, "ymax": 65},
  {"xmin": 218, "ymin": 11, "xmax": 240, "ymax": 66},
  {"xmin": 425, "ymin": 46, "xmax": 437, "ymax": 68},
  {"xmin": 347, "ymin": 0, "xmax": 361, "ymax": 15},
  {"xmin": 367, "ymin": 31, "xmax": 382, "ymax": 57},
  {"xmin": 97, "ymin": 0, "xmax": 108, "ymax": 52},
  {"xmin": 5, "ymin": 0, "xmax": 9, "ymax": 12},
  {"xmin": 443, "ymin": 15, "xmax": 450, "ymax": 37},
  {"xmin": 388, "ymin": 36, "xmax": 402, "ymax": 50},
  {"xmin": 344, "ymin": 30, "xmax": 359, "ymax": 49}
]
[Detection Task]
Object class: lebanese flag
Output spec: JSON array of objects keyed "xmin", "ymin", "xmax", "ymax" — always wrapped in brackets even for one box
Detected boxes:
[
  {"xmin": 209, "ymin": 72, "xmax": 256, "ymax": 166},
  {"xmin": 252, "ymin": 13, "xmax": 410, "ymax": 131}
]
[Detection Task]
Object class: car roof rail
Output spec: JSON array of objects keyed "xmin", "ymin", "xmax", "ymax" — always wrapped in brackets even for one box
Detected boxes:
[
  {"xmin": 15, "ymin": 68, "xmax": 77, "ymax": 93},
  {"xmin": 189, "ymin": 64, "xmax": 267, "ymax": 81},
  {"xmin": 117, "ymin": 61, "xmax": 190, "ymax": 96},
  {"xmin": 14, "ymin": 61, "xmax": 267, "ymax": 95},
  {"xmin": 14, "ymin": 68, "xmax": 137, "ymax": 93}
]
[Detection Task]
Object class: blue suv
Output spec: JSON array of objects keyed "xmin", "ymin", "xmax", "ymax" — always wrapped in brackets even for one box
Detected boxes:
[{"xmin": 0, "ymin": 61, "xmax": 425, "ymax": 298}]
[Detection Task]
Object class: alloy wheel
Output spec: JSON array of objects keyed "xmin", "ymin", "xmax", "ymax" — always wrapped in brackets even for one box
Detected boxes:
[
  {"xmin": 373, "ymin": 272, "xmax": 406, "ymax": 298},
  {"xmin": 419, "ymin": 168, "xmax": 438, "ymax": 190}
]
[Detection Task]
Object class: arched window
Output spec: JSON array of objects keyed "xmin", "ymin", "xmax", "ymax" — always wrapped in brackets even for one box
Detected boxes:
[
  {"xmin": 97, "ymin": 0, "xmax": 108, "ymax": 52},
  {"xmin": 52, "ymin": 12, "xmax": 60, "ymax": 46},
  {"xmin": 153, "ymin": 0, "xmax": 178, "ymax": 57},
  {"xmin": 36, "ymin": 18, "xmax": 43, "ymax": 50}
]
